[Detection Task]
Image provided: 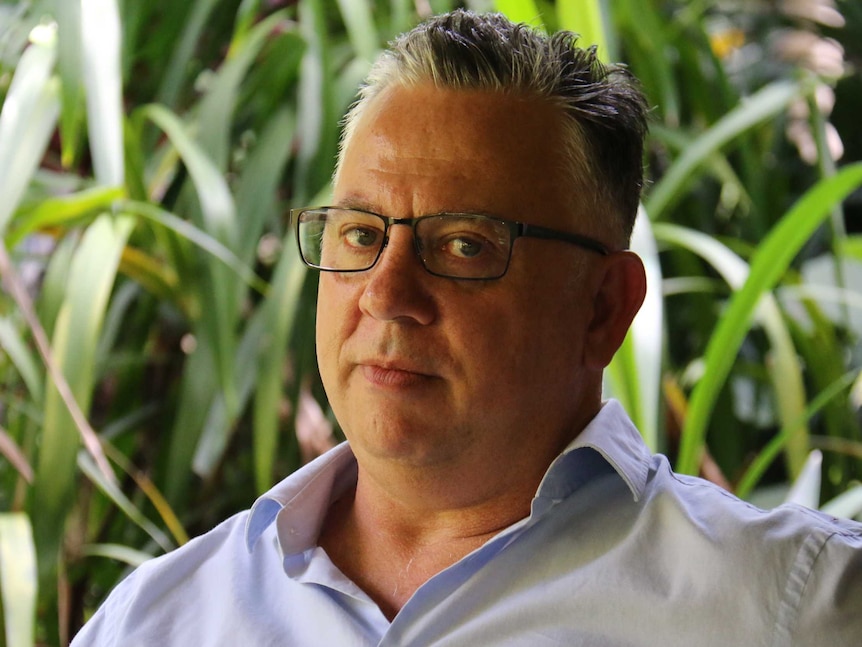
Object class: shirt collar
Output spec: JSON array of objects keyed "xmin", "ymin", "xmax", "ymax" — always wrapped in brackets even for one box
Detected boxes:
[
  {"xmin": 538, "ymin": 399, "xmax": 650, "ymax": 504},
  {"xmin": 245, "ymin": 399, "xmax": 651, "ymax": 553},
  {"xmin": 245, "ymin": 443, "xmax": 356, "ymax": 552}
]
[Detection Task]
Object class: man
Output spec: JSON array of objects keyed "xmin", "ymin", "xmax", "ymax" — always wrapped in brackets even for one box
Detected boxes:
[{"xmin": 74, "ymin": 10, "xmax": 861, "ymax": 646}]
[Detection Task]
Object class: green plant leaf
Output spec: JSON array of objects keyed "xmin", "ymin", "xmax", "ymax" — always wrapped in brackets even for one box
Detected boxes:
[
  {"xmin": 81, "ymin": 0, "xmax": 124, "ymax": 186},
  {"xmin": 80, "ymin": 543, "xmax": 153, "ymax": 568},
  {"xmin": 557, "ymin": 0, "xmax": 608, "ymax": 59},
  {"xmin": 78, "ymin": 452, "xmax": 174, "ymax": 553},
  {"xmin": 645, "ymin": 79, "xmax": 804, "ymax": 221},
  {"xmin": 674, "ymin": 162, "xmax": 862, "ymax": 475},
  {"xmin": 838, "ymin": 235, "xmax": 862, "ymax": 262},
  {"xmin": 155, "ymin": 0, "xmax": 221, "ymax": 109},
  {"xmin": 783, "ymin": 450, "xmax": 822, "ymax": 508},
  {"xmin": 54, "ymin": 0, "xmax": 85, "ymax": 167},
  {"xmin": 0, "ymin": 316, "xmax": 43, "ymax": 403},
  {"xmin": 139, "ymin": 105, "xmax": 237, "ymax": 243},
  {"xmin": 123, "ymin": 200, "xmax": 268, "ymax": 296},
  {"xmin": 196, "ymin": 10, "xmax": 290, "ymax": 170},
  {"xmin": 610, "ymin": 0, "xmax": 680, "ymax": 125},
  {"xmin": 139, "ymin": 103, "xmax": 240, "ymax": 415},
  {"xmin": 0, "ymin": 24, "xmax": 60, "ymax": 236},
  {"xmin": 495, "ymin": 0, "xmax": 545, "ymax": 29},
  {"xmin": 31, "ymin": 214, "xmax": 134, "ymax": 580},
  {"xmin": 821, "ymin": 484, "xmax": 862, "ymax": 521},
  {"xmin": 0, "ymin": 513, "xmax": 37, "ymax": 647},
  {"xmin": 655, "ymin": 222, "xmax": 809, "ymax": 477},
  {"xmin": 6, "ymin": 186, "xmax": 125, "ymax": 248},
  {"xmin": 235, "ymin": 106, "xmax": 297, "ymax": 264},
  {"xmin": 293, "ymin": 0, "xmax": 339, "ymax": 205},
  {"xmin": 335, "ymin": 0, "xmax": 379, "ymax": 62},
  {"xmin": 163, "ymin": 348, "xmax": 218, "ymax": 508},
  {"xmin": 736, "ymin": 369, "xmax": 859, "ymax": 499},
  {"xmin": 253, "ymin": 240, "xmax": 307, "ymax": 492}
]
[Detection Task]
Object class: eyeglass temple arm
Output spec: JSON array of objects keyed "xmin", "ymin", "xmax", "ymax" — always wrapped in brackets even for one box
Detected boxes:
[{"xmin": 517, "ymin": 223, "xmax": 610, "ymax": 256}]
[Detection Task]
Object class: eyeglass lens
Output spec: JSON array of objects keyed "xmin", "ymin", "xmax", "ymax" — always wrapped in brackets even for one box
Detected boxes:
[{"xmin": 297, "ymin": 208, "xmax": 514, "ymax": 279}]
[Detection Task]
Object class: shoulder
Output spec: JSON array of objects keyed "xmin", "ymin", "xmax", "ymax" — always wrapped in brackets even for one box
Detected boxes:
[
  {"xmin": 644, "ymin": 455, "xmax": 860, "ymax": 550},
  {"xmin": 70, "ymin": 445, "xmax": 357, "ymax": 647},
  {"xmin": 644, "ymin": 457, "xmax": 862, "ymax": 642},
  {"xmin": 71, "ymin": 510, "xmax": 263, "ymax": 646},
  {"xmin": 652, "ymin": 456, "xmax": 860, "ymax": 540}
]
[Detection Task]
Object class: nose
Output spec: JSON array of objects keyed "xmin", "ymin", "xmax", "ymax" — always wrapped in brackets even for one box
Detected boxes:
[{"xmin": 358, "ymin": 224, "xmax": 436, "ymax": 325}]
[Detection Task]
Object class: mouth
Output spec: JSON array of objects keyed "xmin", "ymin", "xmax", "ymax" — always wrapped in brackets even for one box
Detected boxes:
[{"xmin": 358, "ymin": 361, "xmax": 437, "ymax": 388}]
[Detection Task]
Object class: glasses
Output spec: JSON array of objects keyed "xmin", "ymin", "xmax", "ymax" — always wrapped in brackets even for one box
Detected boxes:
[{"xmin": 291, "ymin": 206, "xmax": 610, "ymax": 280}]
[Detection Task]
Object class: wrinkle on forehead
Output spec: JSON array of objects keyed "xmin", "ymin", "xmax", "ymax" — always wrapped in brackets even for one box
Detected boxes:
[{"xmin": 334, "ymin": 83, "xmax": 592, "ymax": 233}]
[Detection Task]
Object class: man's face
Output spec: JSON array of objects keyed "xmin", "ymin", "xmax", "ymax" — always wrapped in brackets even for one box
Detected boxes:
[{"xmin": 316, "ymin": 84, "xmax": 607, "ymax": 482}]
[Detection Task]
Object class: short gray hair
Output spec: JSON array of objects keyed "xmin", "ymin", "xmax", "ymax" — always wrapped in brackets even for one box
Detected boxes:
[{"xmin": 336, "ymin": 10, "xmax": 649, "ymax": 246}]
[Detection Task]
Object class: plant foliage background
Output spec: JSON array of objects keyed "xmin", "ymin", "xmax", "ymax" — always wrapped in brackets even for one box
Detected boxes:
[{"xmin": 0, "ymin": 0, "xmax": 861, "ymax": 644}]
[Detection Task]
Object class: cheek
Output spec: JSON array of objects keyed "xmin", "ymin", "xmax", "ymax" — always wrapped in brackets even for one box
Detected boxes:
[
  {"xmin": 315, "ymin": 279, "xmax": 354, "ymax": 375},
  {"xmin": 511, "ymin": 279, "xmax": 591, "ymax": 373}
]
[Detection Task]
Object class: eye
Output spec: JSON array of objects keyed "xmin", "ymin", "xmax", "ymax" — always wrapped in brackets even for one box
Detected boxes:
[
  {"xmin": 342, "ymin": 225, "xmax": 381, "ymax": 249},
  {"xmin": 416, "ymin": 214, "xmax": 511, "ymax": 278},
  {"xmin": 442, "ymin": 235, "xmax": 485, "ymax": 259}
]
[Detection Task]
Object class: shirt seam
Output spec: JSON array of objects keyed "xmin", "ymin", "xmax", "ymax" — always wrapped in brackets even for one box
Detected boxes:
[{"xmin": 770, "ymin": 528, "xmax": 834, "ymax": 647}]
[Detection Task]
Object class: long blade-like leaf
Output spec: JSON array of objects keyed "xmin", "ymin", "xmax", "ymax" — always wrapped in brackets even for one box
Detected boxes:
[
  {"xmin": 335, "ymin": 0, "xmax": 379, "ymax": 62},
  {"xmin": 55, "ymin": 0, "xmax": 85, "ymax": 167},
  {"xmin": 139, "ymin": 104, "xmax": 237, "ymax": 243},
  {"xmin": 645, "ymin": 80, "xmax": 803, "ymax": 221},
  {"xmin": 494, "ymin": 0, "xmax": 545, "ymax": 29},
  {"xmin": 655, "ymin": 221, "xmax": 810, "ymax": 476},
  {"xmin": 80, "ymin": 543, "xmax": 153, "ymax": 568},
  {"xmin": 196, "ymin": 10, "xmax": 290, "ymax": 170},
  {"xmin": 140, "ymin": 104, "xmax": 240, "ymax": 415},
  {"xmin": 0, "ymin": 25, "xmax": 60, "ymax": 235},
  {"xmin": 123, "ymin": 200, "xmax": 268, "ymax": 296},
  {"xmin": 81, "ymin": 0, "xmax": 124, "ymax": 186},
  {"xmin": 675, "ymin": 162, "xmax": 862, "ymax": 475},
  {"xmin": 32, "ymin": 214, "xmax": 134, "ymax": 579},
  {"xmin": 253, "ymin": 240, "xmax": 307, "ymax": 492},
  {"xmin": 558, "ymin": 0, "xmax": 609, "ymax": 59},
  {"xmin": 236, "ymin": 106, "xmax": 297, "ymax": 264},
  {"xmin": 0, "ymin": 513, "xmax": 37, "ymax": 647},
  {"xmin": 78, "ymin": 452, "xmax": 174, "ymax": 553},
  {"xmin": 6, "ymin": 186, "xmax": 125, "ymax": 248},
  {"xmin": 155, "ymin": 0, "xmax": 221, "ymax": 110},
  {"xmin": 822, "ymin": 484, "xmax": 862, "ymax": 520},
  {"xmin": 736, "ymin": 369, "xmax": 859, "ymax": 498},
  {"xmin": 0, "ymin": 316, "xmax": 43, "ymax": 403},
  {"xmin": 293, "ymin": 0, "xmax": 338, "ymax": 205}
]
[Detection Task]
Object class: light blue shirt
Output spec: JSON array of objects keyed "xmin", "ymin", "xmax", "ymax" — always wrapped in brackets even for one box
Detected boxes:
[{"xmin": 72, "ymin": 400, "xmax": 862, "ymax": 646}]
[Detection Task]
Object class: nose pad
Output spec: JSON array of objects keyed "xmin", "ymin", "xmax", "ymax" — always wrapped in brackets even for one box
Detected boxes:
[
  {"xmin": 377, "ymin": 222, "xmax": 423, "ymax": 271},
  {"xmin": 412, "ymin": 231, "xmax": 426, "ymax": 261}
]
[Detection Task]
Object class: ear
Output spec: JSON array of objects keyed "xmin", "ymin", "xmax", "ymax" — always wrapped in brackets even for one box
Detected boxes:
[{"xmin": 583, "ymin": 251, "xmax": 647, "ymax": 370}]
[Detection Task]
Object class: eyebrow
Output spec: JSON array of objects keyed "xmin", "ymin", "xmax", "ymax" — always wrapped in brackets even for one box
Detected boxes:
[
  {"xmin": 332, "ymin": 195, "xmax": 377, "ymax": 212},
  {"xmin": 331, "ymin": 198, "xmax": 505, "ymax": 221}
]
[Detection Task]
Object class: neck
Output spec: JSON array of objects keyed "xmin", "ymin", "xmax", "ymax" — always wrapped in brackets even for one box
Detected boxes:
[
  {"xmin": 318, "ymin": 395, "xmax": 603, "ymax": 619},
  {"xmin": 319, "ymin": 472, "xmax": 531, "ymax": 621}
]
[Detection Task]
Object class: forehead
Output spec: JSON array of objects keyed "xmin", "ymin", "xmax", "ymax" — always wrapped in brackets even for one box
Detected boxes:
[{"xmin": 335, "ymin": 83, "xmax": 575, "ymax": 224}]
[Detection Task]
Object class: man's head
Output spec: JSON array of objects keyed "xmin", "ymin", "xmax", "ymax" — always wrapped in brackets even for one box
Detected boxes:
[
  {"xmin": 336, "ymin": 9, "xmax": 649, "ymax": 248},
  {"xmin": 311, "ymin": 11, "xmax": 648, "ymax": 499}
]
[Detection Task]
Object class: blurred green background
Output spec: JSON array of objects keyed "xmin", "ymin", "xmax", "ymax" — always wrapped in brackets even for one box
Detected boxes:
[{"xmin": 1, "ymin": 0, "xmax": 861, "ymax": 644}]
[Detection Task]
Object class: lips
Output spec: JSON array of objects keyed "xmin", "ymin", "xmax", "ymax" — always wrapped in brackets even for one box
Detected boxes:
[{"xmin": 357, "ymin": 359, "xmax": 437, "ymax": 388}]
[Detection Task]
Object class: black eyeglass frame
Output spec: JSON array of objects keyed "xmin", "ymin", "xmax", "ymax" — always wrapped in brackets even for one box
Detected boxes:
[{"xmin": 290, "ymin": 206, "xmax": 610, "ymax": 280}]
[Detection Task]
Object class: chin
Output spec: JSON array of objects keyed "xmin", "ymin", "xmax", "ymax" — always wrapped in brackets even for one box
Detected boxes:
[{"xmin": 350, "ymin": 424, "xmax": 464, "ymax": 469}]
